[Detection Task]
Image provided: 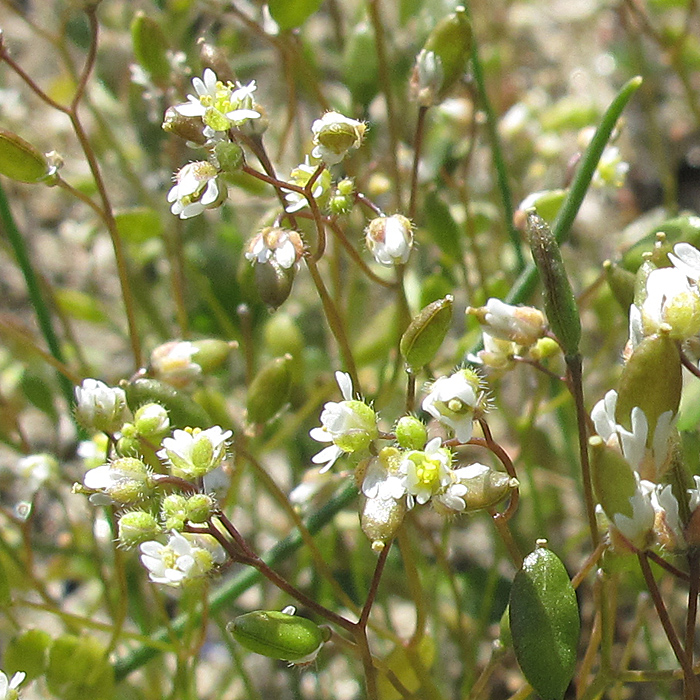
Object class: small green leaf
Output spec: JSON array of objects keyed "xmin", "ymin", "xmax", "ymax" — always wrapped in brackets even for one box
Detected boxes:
[
  {"xmin": 423, "ymin": 189, "xmax": 462, "ymax": 261},
  {"xmin": 47, "ymin": 635, "xmax": 114, "ymax": 700},
  {"xmin": 54, "ymin": 288, "xmax": 108, "ymax": 324},
  {"xmin": 5, "ymin": 629, "xmax": 52, "ymax": 681},
  {"xmin": 268, "ymin": 0, "xmax": 322, "ymax": 31},
  {"xmin": 20, "ymin": 369, "xmax": 58, "ymax": 421},
  {"xmin": 114, "ymin": 207, "xmax": 163, "ymax": 244},
  {"xmin": 509, "ymin": 543, "xmax": 580, "ymax": 700},
  {"xmin": 131, "ymin": 12, "xmax": 171, "ymax": 86}
]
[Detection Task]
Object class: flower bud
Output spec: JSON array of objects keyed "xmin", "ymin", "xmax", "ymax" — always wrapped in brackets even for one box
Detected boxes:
[
  {"xmin": 75, "ymin": 379, "xmax": 130, "ymax": 434},
  {"xmin": 83, "ymin": 457, "xmax": 154, "ymax": 505},
  {"xmin": 365, "ymin": 215, "xmax": 414, "ymax": 267},
  {"xmin": 420, "ymin": 6, "xmax": 472, "ymax": 98},
  {"xmin": 228, "ymin": 609, "xmax": 326, "ymax": 663},
  {"xmin": 528, "ymin": 336, "xmax": 560, "ymax": 361},
  {"xmin": 116, "ymin": 427, "xmax": 140, "ymax": 458},
  {"xmin": 0, "ymin": 127, "xmax": 50, "ymax": 183},
  {"xmin": 328, "ymin": 178, "xmax": 355, "ymax": 215},
  {"xmin": 395, "ymin": 416, "xmax": 428, "ymax": 451},
  {"xmin": 185, "ymin": 493, "xmax": 215, "ymax": 523},
  {"xmin": 603, "ymin": 259, "xmax": 635, "ymax": 311},
  {"xmin": 527, "ymin": 212, "xmax": 581, "ymax": 355},
  {"xmin": 214, "ymin": 140, "xmax": 244, "ymax": 174},
  {"xmin": 467, "ymin": 299, "xmax": 547, "ymax": 346},
  {"xmin": 134, "ymin": 403, "xmax": 170, "ymax": 438},
  {"xmin": 311, "ymin": 112, "xmax": 366, "ymax": 165},
  {"xmin": 162, "ymin": 107, "xmax": 206, "ymax": 145},
  {"xmin": 118, "ymin": 510, "xmax": 161, "ymax": 548},
  {"xmin": 161, "ymin": 494, "xmax": 188, "ymax": 530},
  {"xmin": 131, "ymin": 11, "xmax": 170, "ymax": 86},
  {"xmin": 246, "ymin": 355, "xmax": 293, "ymax": 425},
  {"xmin": 361, "ymin": 495, "xmax": 407, "ymax": 552},
  {"xmin": 149, "ymin": 340, "xmax": 202, "ymax": 389},
  {"xmin": 410, "ymin": 49, "xmax": 445, "ymax": 106},
  {"xmin": 400, "ymin": 295, "xmax": 454, "ymax": 372}
]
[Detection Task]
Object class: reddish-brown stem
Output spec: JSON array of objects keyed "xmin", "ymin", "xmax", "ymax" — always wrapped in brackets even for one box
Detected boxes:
[{"xmin": 357, "ymin": 542, "xmax": 392, "ymax": 630}]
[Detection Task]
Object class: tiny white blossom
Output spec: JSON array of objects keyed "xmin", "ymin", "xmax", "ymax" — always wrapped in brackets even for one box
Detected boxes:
[
  {"xmin": 400, "ymin": 437, "xmax": 452, "ymax": 507},
  {"xmin": 421, "ymin": 369, "xmax": 484, "ymax": 443},
  {"xmin": 362, "ymin": 451, "xmax": 406, "ymax": 501},
  {"xmin": 168, "ymin": 161, "xmax": 222, "ymax": 219},
  {"xmin": 15, "ymin": 453, "xmax": 58, "ymax": 494},
  {"xmin": 158, "ymin": 426, "xmax": 232, "ymax": 480},
  {"xmin": 365, "ymin": 215, "xmax": 413, "ymax": 267},
  {"xmin": 592, "ymin": 145, "xmax": 629, "ymax": 188},
  {"xmin": 83, "ymin": 457, "xmax": 153, "ymax": 505},
  {"xmin": 640, "ymin": 267, "xmax": 700, "ymax": 340},
  {"xmin": 468, "ymin": 298, "xmax": 547, "ymax": 346},
  {"xmin": 150, "ymin": 340, "xmax": 202, "ymax": 388},
  {"xmin": 284, "ymin": 158, "xmax": 332, "ymax": 213},
  {"xmin": 245, "ymin": 228, "xmax": 303, "ymax": 269},
  {"xmin": 467, "ymin": 331, "xmax": 517, "ymax": 371},
  {"xmin": 75, "ymin": 378, "xmax": 130, "ymax": 434},
  {"xmin": 0, "ymin": 670, "xmax": 25, "ymax": 700},
  {"xmin": 669, "ymin": 239, "xmax": 700, "ymax": 282},
  {"xmin": 612, "ymin": 474, "xmax": 656, "ymax": 549},
  {"xmin": 140, "ymin": 530, "xmax": 225, "ymax": 587},
  {"xmin": 311, "ymin": 112, "xmax": 366, "ymax": 165},
  {"xmin": 310, "ymin": 372, "xmax": 378, "ymax": 473}
]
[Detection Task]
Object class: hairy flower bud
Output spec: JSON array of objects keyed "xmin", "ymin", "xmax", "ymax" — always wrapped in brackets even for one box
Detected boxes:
[
  {"xmin": 118, "ymin": 510, "xmax": 161, "ymax": 548},
  {"xmin": 365, "ymin": 215, "xmax": 414, "ymax": 267},
  {"xmin": 467, "ymin": 299, "xmax": 547, "ymax": 346},
  {"xmin": 311, "ymin": 112, "xmax": 366, "ymax": 165},
  {"xmin": 395, "ymin": 416, "xmax": 428, "ymax": 451},
  {"xmin": 75, "ymin": 379, "xmax": 130, "ymax": 434},
  {"xmin": 134, "ymin": 403, "xmax": 170, "ymax": 438}
]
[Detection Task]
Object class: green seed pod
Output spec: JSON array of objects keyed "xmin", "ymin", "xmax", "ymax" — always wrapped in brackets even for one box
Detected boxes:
[
  {"xmin": 4, "ymin": 629, "xmax": 51, "ymax": 681},
  {"xmin": 214, "ymin": 141, "xmax": 244, "ymax": 174},
  {"xmin": 361, "ymin": 494, "xmax": 407, "ymax": 552},
  {"xmin": 254, "ymin": 260, "xmax": 296, "ymax": 310},
  {"xmin": 603, "ymin": 259, "xmax": 636, "ymax": 311},
  {"xmin": 118, "ymin": 510, "xmax": 160, "ymax": 548},
  {"xmin": 246, "ymin": 355, "xmax": 293, "ymax": 425},
  {"xmin": 0, "ymin": 128, "xmax": 49, "ymax": 183},
  {"xmin": 395, "ymin": 416, "xmax": 428, "ymax": 450},
  {"xmin": 400, "ymin": 295, "xmax": 454, "ymax": 372},
  {"xmin": 228, "ymin": 610, "xmax": 325, "ymax": 662},
  {"xmin": 527, "ymin": 212, "xmax": 581, "ymax": 356},
  {"xmin": 615, "ymin": 332, "xmax": 681, "ymax": 436},
  {"xmin": 268, "ymin": 0, "xmax": 322, "ymax": 31},
  {"xmin": 190, "ymin": 339, "xmax": 234, "ymax": 373},
  {"xmin": 199, "ymin": 42, "xmax": 237, "ymax": 85},
  {"xmin": 162, "ymin": 107, "xmax": 206, "ymax": 145},
  {"xmin": 422, "ymin": 6, "xmax": 473, "ymax": 98},
  {"xmin": 343, "ymin": 21, "xmax": 379, "ymax": 107},
  {"xmin": 125, "ymin": 377, "xmax": 211, "ymax": 429},
  {"xmin": 131, "ymin": 12, "xmax": 171, "ymax": 87},
  {"xmin": 589, "ymin": 436, "xmax": 638, "ymax": 523},
  {"xmin": 457, "ymin": 465, "xmax": 516, "ymax": 513},
  {"xmin": 509, "ymin": 543, "xmax": 580, "ymax": 700}
]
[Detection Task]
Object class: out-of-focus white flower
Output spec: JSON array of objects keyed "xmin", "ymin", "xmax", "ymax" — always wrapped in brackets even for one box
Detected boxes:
[
  {"xmin": 83, "ymin": 457, "xmax": 154, "ymax": 505},
  {"xmin": 467, "ymin": 331, "xmax": 517, "ymax": 371},
  {"xmin": 311, "ymin": 112, "xmax": 366, "ymax": 165},
  {"xmin": 139, "ymin": 530, "xmax": 226, "ymax": 587},
  {"xmin": 467, "ymin": 298, "xmax": 547, "ymax": 346},
  {"xmin": 591, "ymin": 389, "xmax": 675, "ymax": 479},
  {"xmin": 245, "ymin": 227, "xmax": 304, "ymax": 269},
  {"xmin": 158, "ymin": 426, "xmax": 232, "ymax": 480},
  {"xmin": 410, "ymin": 49, "xmax": 444, "ymax": 106},
  {"xmin": 592, "ymin": 145, "xmax": 629, "ymax": 188},
  {"xmin": 364, "ymin": 215, "xmax": 413, "ymax": 267},
  {"xmin": 284, "ymin": 158, "xmax": 332, "ymax": 213},
  {"xmin": 75, "ymin": 379, "xmax": 130, "ymax": 434},
  {"xmin": 77, "ymin": 434, "xmax": 109, "ymax": 470},
  {"xmin": 168, "ymin": 161, "xmax": 223, "ymax": 219},
  {"xmin": 400, "ymin": 437, "xmax": 452, "ymax": 507},
  {"xmin": 15, "ymin": 453, "xmax": 58, "ymax": 494},
  {"xmin": 611, "ymin": 473, "xmax": 656, "ymax": 550},
  {"xmin": 640, "ymin": 267, "xmax": 700, "ymax": 340},
  {"xmin": 174, "ymin": 69, "xmax": 260, "ymax": 131},
  {"xmin": 0, "ymin": 670, "xmax": 25, "ymax": 700},
  {"xmin": 150, "ymin": 340, "xmax": 202, "ymax": 388},
  {"xmin": 421, "ymin": 369, "xmax": 485, "ymax": 443},
  {"xmin": 650, "ymin": 482, "xmax": 684, "ymax": 550},
  {"xmin": 309, "ymin": 372, "xmax": 378, "ymax": 473},
  {"xmin": 362, "ymin": 448, "xmax": 406, "ymax": 501}
]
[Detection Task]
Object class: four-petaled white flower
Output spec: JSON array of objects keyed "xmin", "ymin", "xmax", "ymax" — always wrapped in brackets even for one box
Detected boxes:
[
  {"xmin": 640, "ymin": 267, "xmax": 700, "ymax": 340},
  {"xmin": 310, "ymin": 372, "xmax": 378, "ymax": 473},
  {"xmin": 75, "ymin": 378, "xmax": 130, "ymax": 434},
  {"xmin": 468, "ymin": 298, "xmax": 547, "ymax": 347},
  {"xmin": 401, "ymin": 437, "xmax": 453, "ymax": 507},
  {"xmin": 245, "ymin": 227, "xmax": 303, "ymax": 269},
  {"xmin": 140, "ymin": 530, "xmax": 226, "ymax": 587},
  {"xmin": 365, "ymin": 215, "xmax": 413, "ymax": 267},
  {"xmin": 0, "ymin": 670, "xmax": 25, "ymax": 700},
  {"xmin": 311, "ymin": 112, "xmax": 366, "ymax": 165},
  {"xmin": 174, "ymin": 68, "xmax": 260, "ymax": 131},
  {"xmin": 611, "ymin": 473, "xmax": 656, "ymax": 550},
  {"xmin": 421, "ymin": 369, "xmax": 484, "ymax": 443},
  {"xmin": 158, "ymin": 426, "xmax": 232, "ymax": 479},
  {"xmin": 150, "ymin": 340, "xmax": 202, "ymax": 387},
  {"xmin": 83, "ymin": 457, "xmax": 153, "ymax": 505},
  {"xmin": 168, "ymin": 161, "xmax": 222, "ymax": 219}
]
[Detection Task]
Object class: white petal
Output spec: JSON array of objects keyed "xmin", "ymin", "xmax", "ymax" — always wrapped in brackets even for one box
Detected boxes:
[{"xmin": 335, "ymin": 371, "xmax": 353, "ymax": 400}]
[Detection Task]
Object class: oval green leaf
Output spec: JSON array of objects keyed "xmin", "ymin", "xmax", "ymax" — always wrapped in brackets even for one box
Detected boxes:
[
  {"xmin": 268, "ymin": 0, "xmax": 322, "ymax": 31},
  {"xmin": 509, "ymin": 544, "xmax": 580, "ymax": 700}
]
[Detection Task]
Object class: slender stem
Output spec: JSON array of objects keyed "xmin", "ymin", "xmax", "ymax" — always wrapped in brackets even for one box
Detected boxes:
[
  {"xmin": 406, "ymin": 373, "xmax": 416, "ymax": 413},
  {"xmin": 637, "ymin": 552, "xmax": 700, "ymax": 697},
  {"xmin": 686, "ymin": 553, "xmax": 700, "ymax": 673},
  {"xmin": 571, "ymin": 539, "xmax": 607, "ymax": 589},
  {"xmin": 357, "ymin": 542, "xmax": 391, "ymax": 630},
  {"xmin": 682, "ymin": 351, "xmax": 700, "ymax": 379},
  {"xmin": 409, "ymin": 106, "xmax": 429, "ymax": 221}
]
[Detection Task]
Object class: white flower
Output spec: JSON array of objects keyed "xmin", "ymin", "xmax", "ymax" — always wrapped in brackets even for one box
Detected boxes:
[
  {"xmin": 245, "ymin": 227, "xmax": 303, "ymax": 269},
  {"xmin": 433, "ymin": 462, "xmax": 489, "ymax": 513},
  {"xmin": 362, "ymin": 449, "xmax": 406, "ymax": 501},
  {"xmin": 421, "ymin": 369, "xmax": 484, "ymax": 443},
  {"xmin": 640, "ymin": 267, "xmax": 700, "ymax": 340},
  {"xmin": 83, "ymin": 457, "xmax": 153, "ymax": 505},
  {"xmin": 612, "ymin": 473, "xmax": 656, "ymax": 549},
  {"xmin": 75, "ymin": 378, "xmax": 130, "ymax": 434},
  {"xmin": 400, "ymin": 437, "xmax": 453, "ymax": 507},
  {"xmin": 309, "ymin": 372, "xmax": 378, "ymax": 473},
  {"xmin": 174, "ymin": 69, "xmax": 260, "ymax": 131},
  {"xmin": 311, "ymin": 112, "xmax": 366, "ymax": 165},
  {"xmin": 467, "ymin": 331, "xmax": 517, "ymax": 371},
  {"xmin": 591, "ymin": 389, "xmax": 675, "ymax": 479},
  {"xmin": 365, "ymin": 215, "xmax": 413, "ymax": 267},
  {"xmin": 669, "ymin": 240, "xmax": 700, "ymax": 282},
  {"xmin": 15, "ymin": 453, "xmax": 58, "ymax": 494},
  {"xmin": 410, "ymin": 49, "xmax": 444, "ymax": 106},
  {"xmin": 284, "ymin": 158, "xmax": 332, "ymax": 213},
  {"xmin": 140, "ymin": 531, "xmax": 226, "ymax": 587},
  {"xmin": 0, "ymin": 670, "xmax": 25, "ymax": 700},
  {"xmin": 158, "ymin": 426, "xmax": 232, "ymax": 480},
  {"xmin": 468, "ymin": 298, "xmax": 547, "ymax": 346},
  {"xmin": 150, "ymin": 340, "xmax": 202, "ymax": 388},
  {"xmin": 168, "ymin": 161, "xmax": 222, "ymax": 219},
  {"xmin": 592, "ymin": 145, "xmax": 629, "ymax": 188},
  {"xmin": 650, "ymin": 482, "xmax": 684, "ymax": 549}
]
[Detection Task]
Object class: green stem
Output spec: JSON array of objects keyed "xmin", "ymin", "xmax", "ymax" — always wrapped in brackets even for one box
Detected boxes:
[
  {"xmin": 0, "ymin": 181, "xmax": 78, "ymax": 420},
  {"xmin": 114, "ymin": 481, "xmax": 357, "ymax": 681}
]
